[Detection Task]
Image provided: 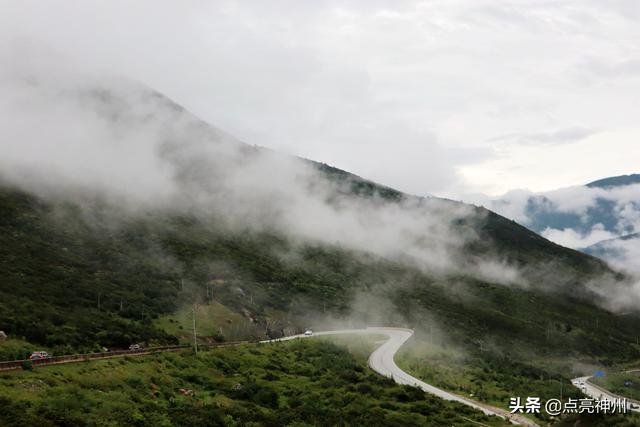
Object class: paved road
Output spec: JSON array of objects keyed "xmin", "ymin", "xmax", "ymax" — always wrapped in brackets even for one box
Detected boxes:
[
  {"xmin": 264, "ymin": 327, "xmax": 537, "ymax": 426},
  {"xmin": 571, "ymin": 376, "xmax": 640, "ymax": 413}
]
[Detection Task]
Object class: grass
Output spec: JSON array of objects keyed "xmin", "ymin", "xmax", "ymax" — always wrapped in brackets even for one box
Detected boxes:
[
  {"xmin": 0, "ymin": 338, "xmax": 48, "ymax": 361},
  {"xmin": 0, "ymin": 337, "xmax": 513, "ymax": 426},
  {"xmin": 397, "ymin": 339, "xmax": 596, "ymax": 424},
  {"xmin": 591, "ymin": 370, "xmax": 640, "ymax": 401},
  {"xmin": 398, "ymin": 342, "xmax": 640, "ymax": 426},
  {"xmin": 154, "ymin": 301, "xmax": 260, "ymax": 343}
]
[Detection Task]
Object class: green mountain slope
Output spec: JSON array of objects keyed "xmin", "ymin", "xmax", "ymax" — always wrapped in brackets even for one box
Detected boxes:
[
  {"xmin": 1, "ymin": 74, "xmax": 639, "ymax": 372},
  {"xmin": 1, "ymin": 179, "xmax": 639, "ymax": 364}
]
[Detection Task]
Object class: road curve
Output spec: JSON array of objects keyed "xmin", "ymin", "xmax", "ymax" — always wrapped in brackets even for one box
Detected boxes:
[
  {"xmin": 571, "ymin": 376, "xmax": 640, "ymax": 413},
  {"xmin": 263, "ymin": 327, "xmax": 537, "ymax": 426}
]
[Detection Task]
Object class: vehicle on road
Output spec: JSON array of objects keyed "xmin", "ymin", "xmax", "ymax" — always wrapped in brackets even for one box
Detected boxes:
[
  {"xmin": 29, "ymin": 351, "xmax": 49, "ymax": 360},
  {"xmin": 304, "ymin": 329, "xmax": 313, "ymax": 336},
  {"xmin": 128, "ymin": 344, "xmax": 141, "ymax": 351}
]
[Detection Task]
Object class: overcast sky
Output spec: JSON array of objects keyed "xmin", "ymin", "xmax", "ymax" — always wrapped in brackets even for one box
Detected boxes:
[{"xmin": 2, "ymin": 0, "xmax": 640, "ymax": 198}]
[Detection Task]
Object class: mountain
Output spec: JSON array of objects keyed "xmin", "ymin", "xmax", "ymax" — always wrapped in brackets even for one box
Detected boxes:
[
  {"xmin": 2, "ymin": 171, "xmax": 639, "ymax": 360},
  {"xmin": 587, "ymin": 174, "xmax": 640, "ymax": 189},
  {"xmin": 2, "ymin": 68, "xmax": 640, "ymax": 372}
]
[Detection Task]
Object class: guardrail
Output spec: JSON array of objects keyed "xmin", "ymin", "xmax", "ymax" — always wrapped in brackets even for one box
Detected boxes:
[{"xmin": 0, "ymin": 340, "xmax": 254, "ymax": 372}]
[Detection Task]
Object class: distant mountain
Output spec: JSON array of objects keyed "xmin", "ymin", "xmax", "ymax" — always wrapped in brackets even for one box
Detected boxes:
[
  {"xmin": 586, "ymin": 174, "xmax": 640, "ymax": 189},
  {"xmin": 525, "ymin": 174, "xmax": 640, "ymax": 236},
  {"xmin": 522, "ymin": 194, "xmax": 621, "ymax": 236},
  {"xmin": 582, "ymin": 232, "xmax": 640, "ymax": 256},
  {"xmin": 487, "ymin": 174, "xmax": 640, "ymax": 269}
]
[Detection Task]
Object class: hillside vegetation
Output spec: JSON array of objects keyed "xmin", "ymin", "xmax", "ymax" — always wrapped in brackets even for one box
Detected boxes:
[{"xmin": 0, "ymin": 337, "xmax": 512, "ymax": 427}]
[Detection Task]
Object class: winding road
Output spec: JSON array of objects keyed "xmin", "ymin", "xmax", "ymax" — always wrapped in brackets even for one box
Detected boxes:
[
  {"xmin": 264, "ymin": 327, "xmax": 538, "ymax": 426},
  {"xmin": 571, "ymin": 376, "xmax": 640, "ymax": 413}
]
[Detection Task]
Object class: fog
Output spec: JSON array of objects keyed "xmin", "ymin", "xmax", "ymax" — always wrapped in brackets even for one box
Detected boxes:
[
  {"xmin": 3, "ymin": 40, "xmax": 640, "ymax": 317},
  {"xmin": 0, "ymin": 42, "xmax": 481, "ymax": 278}
]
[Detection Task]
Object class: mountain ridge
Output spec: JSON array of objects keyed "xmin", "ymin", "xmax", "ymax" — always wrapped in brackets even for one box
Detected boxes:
[{"xmin": 586, "ymin": 174, "xmax": 640, "ymax": 189}]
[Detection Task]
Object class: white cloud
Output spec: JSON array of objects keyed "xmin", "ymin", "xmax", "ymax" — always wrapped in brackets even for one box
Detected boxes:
[
  {"xmin": 458, "ymin": 130, "xmax": 640, "ymax": 196},
  {"xmin": 541, "ymin": 225, "xmax": 616, "ymax": 249},
  {"xmin": 595, "ymin": 236, "xmax": 640, "ymax": 274}
]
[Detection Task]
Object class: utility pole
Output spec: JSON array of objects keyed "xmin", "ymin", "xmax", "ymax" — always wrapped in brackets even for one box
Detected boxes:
[
  {"xmin": 560, "ymin": 377, "xmax": 563, "ymax": 400},
  {"xmin": 546, "ymin": 323, "xmax": 550, "ymax": 341},
  {"xmin": 192, "ymin": 305, "xmax": 198, "ymax": 354}
]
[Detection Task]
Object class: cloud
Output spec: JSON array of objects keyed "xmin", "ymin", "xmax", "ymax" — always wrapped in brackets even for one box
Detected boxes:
[
  {"xmin": 590, "ymin": 235, "xmax": 640, "ymax": 274},
  {"xmin": 541, "ymin": 225, "xmax": 616, "ymax": 249},
  {"xmin": 577, "ymin": 57, "xmax": 640, "ymax": 80},
  {"xmin": 1, "ymin": 1, "xmax": 640, "ymax": 198},
  {"xmin": 484, "ymin": 182, "xmax": 640, "ymax": 281},
  {"xmin": 488, "ymin": 127, "xmax": 598, "ymax": 146},
  {"xmin": 0, "ymin": 45, "xmax": 483, "ymax": 279}
]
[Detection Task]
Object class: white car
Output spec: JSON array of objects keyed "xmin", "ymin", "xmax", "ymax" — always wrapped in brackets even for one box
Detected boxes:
[{"xmin": 304, "ymin": 329, "xmax": 313, "ymax": 336}]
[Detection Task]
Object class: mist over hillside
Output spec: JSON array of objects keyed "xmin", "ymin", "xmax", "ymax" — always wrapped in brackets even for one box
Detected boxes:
[
  {"xmin": 0, "ymin": 42, "xmax": 602, "ymax": 290},
  {"xmin": 3, "ymin": 42, "xmax": 640, "ymax": 366}
]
